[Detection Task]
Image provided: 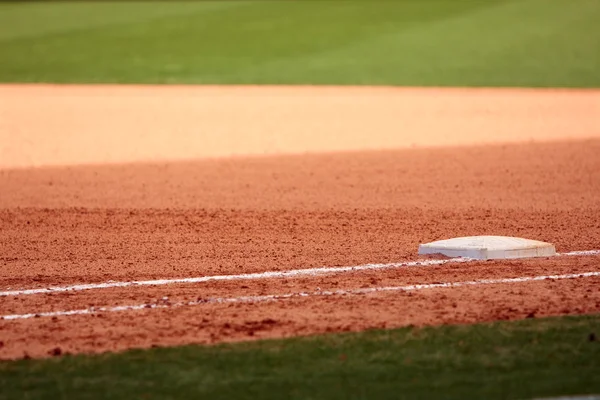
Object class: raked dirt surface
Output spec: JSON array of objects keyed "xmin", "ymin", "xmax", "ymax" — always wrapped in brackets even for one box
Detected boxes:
[{"xmin": 0, "ymin": 85, "xmax": 599, "ymax": 359}]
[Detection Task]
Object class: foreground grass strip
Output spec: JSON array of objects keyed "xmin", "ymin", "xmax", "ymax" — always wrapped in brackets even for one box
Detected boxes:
[
  {"xmin": 0, "ymin": 314, "xmax": 598, "ymax": 400},
  {"xmin": 0, "ymin": 0, "xmax": 599, "ymax": 86}
]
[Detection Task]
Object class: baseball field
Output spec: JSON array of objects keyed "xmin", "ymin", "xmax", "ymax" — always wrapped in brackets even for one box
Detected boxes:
[{"xmin": 1, "ymin": 0, "xmax": 600, "ymax": 399}]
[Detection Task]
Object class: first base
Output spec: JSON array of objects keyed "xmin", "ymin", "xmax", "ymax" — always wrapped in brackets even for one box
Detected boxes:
[{"xmin": 418, "ymin": 236, "xmax": 556, "ymax": 260}]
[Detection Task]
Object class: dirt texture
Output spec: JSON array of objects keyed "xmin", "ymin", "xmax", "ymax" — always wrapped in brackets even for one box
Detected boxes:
[{"xmin": 0, "ymin": 85, "xmax": 599, "ymax": 360}]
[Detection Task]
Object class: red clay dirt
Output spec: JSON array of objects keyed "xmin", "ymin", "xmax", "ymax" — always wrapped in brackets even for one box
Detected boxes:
[{"xmin": 0, "ymin": 85, "xmax": 599, "ymax": 360}]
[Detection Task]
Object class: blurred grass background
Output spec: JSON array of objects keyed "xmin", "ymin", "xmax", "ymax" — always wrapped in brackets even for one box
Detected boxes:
[{"xmin": 1, "ymin": 0, "xmax": 599, "ymax": 86}]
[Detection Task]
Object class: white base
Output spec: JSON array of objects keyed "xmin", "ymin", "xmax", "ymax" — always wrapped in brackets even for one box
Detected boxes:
[{"xmin": 418, "ymin": 236, "xmax": 556, "ymax": 260}]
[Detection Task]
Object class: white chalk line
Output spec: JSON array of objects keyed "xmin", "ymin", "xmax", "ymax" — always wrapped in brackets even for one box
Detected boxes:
[
  {"xmin": 0, "ymin": 257, "xmax": 471, "ymax": 297},
  {"xmin": 2, "ymin": 271, "xmax": 599, "ymax": 321},
  {"xmin": 1, "ymin": 249, "xmax": 599, "ymax": 298}
]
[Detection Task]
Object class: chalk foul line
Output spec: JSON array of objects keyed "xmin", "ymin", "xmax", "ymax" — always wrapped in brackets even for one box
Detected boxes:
[
  {"xmin": 0, "ymin": 257, "xmax": 471, "ymax": 297},
  {"xmin": 2, "ymin": 271, "xmax": 599, "ymax": 321},
  {"xmin": 1, "ymin": 249, "xmax": 599, "ymax": 298}
]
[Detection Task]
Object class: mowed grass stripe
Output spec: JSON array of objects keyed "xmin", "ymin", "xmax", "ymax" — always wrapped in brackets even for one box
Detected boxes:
[
  {"xmin": 0, "ymin": 1, "xmax": 242, "ymax": 41},
  {"xmin": 0, "ymin": 0, "xmax": 599, "ymax": 86},
  {"xmin": 0, "ymin": 314, "xmax": 599, "ymax": 400}
]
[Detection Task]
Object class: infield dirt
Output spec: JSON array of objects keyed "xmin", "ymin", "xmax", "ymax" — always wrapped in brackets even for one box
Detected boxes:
[{"xmin": 0, "ymin": 85, "xmax": 599, "ymax": 359}]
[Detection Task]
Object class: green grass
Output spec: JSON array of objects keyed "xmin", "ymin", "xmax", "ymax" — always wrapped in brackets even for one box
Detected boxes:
[
  {"xmin": 1, "ymin": 0, "xmax": 599, "ymax": 86},
  {"xmin": 0, "ymin": 314, "xmax": 599, "ymax": 400}
]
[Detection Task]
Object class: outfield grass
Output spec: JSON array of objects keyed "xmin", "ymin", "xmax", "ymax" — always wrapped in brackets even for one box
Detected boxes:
[
  {"xmin": 1, "ymin": 0, "xmax": 599, "ymax": 86},
  {"xmin": 0, "ymin": 314, "xmax": 599, "ymax": 400}
]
